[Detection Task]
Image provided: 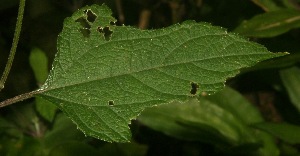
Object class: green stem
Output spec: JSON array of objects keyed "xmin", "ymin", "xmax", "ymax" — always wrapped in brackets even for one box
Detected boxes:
[{"xmin": 0, "ymin": 0, "xmax": 26, "ymax": 91}]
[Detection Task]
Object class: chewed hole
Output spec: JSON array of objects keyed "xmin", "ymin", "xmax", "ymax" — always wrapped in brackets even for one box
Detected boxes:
[
  {"xmin": 110, "ymin": 21, "xmax": 116, "ymax": 25},
  {"xmin": 84, "ymin": 10, "xmax": 97, "ymax": 23},
  {"xmin": 75, "ymin": 17, "xmax": 91, "ymax": 37},
  {"xmin": 97, "ymin": 26, "xmax": 113, "ymax": 41},
  {"xmin": 190, "ymin": 82, "xmax": 199, "ymax": 95},
  {"xmin": 108, "ymin": 100, "xmax": 114, "ymax": 106},
  {"xmin": 75, "ymin": 17, "xmax": 91, "ymax": 29}
]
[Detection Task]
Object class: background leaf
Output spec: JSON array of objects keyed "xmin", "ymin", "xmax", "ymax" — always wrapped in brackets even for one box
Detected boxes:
[
  {"xmin": 98, "ymin": 142, "xmax": 148, "ymax": 156},
  {"xmin": 36, "ymin": 4, "xmax": 284, "ymax": 142},
  {"xmin": 205, "ymin": 87, "xmax": 264, "ymax": 124},
  {"xmin": 48, "ymin": 141, "xmax": 100, "ymax": 156},
  {"xmin": 43, "ymin": 114, "xmax": 86, "ymax": 150},
  {"xmin": 29, "ymin": 47, "xmax": 48, "ymax": 85},
  {"xmin": 251, "ymin": 0, "xmax": 282, "ymax": 12},
  {"xmin": 138, "ymin": 98, "xmax": 258, "ymax": 146},
  {"xmin": 138, "ymin": 88, "xmax": 279, "ymax": 156},
  {"xmin": 29, "ymin": 47, "xmax": 57, "ymax": 121},
  {"xmin": 280, "ymin": 66, "xmax": 300, "ymax": 112},
  {"xmin": 206, "ymin": 87, "xmax": 279, "ymax": 156},
  {"xmin": 244, "ymin": 53, "xmax": 300, "ymax": 72},
  {"xmin": 234, "ymin": 9, "xmax": 300, "ymax": 38},
  {"xmin": 35, "ymin": 97, "xmax": 57, "ymax": 122},
  {"xmin": 252, "ymin": 122, "xmax": 300, "ymax": 144}
]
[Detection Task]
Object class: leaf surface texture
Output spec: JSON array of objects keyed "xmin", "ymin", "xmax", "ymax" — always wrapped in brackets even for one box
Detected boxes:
[{"xmin": 37, "ymin": 4, "xmax": 284, "ymax": 142}]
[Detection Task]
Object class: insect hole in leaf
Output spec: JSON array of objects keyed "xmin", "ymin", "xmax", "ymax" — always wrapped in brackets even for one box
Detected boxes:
[
  {"xmin": 97, "ymin": 26, "xmax": 113, "ymax": 41},
  {"xmin": 190, "ymin": 82, "xmax": 199, "ymax": 95}
]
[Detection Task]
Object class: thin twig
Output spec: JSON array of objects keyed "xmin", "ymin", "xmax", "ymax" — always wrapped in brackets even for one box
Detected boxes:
[
  {"xmin": 169, "ymin": 1, "xmax": 185, "ymax": 24},
  {"xmin": 138, "ymin": 9, "xmax": 151, "ymax": 29},
  {"xmin": 116, "ymin": 0, "xmax": 125, "ymax": 24},
  {"xmin": 251, "ymin": 0, "xmax": 269, "ymax": 12},
  {"xmin": 0, "ymin": 0, "xmax": 26, "ymax": 91},
  {"xmin": 0, "ymin": 90, "xmax": 42, "ymax": 108}
]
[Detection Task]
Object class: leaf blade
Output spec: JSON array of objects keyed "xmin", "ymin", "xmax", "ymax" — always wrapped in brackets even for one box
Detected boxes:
[
  {"xmin": 37, "ymin": 4, "xmax": 284, "ymax": 142},
  {"xmin": 234, "ymin": 9, "xmax": 300, "ymax": 38},
  {"xmin": 138, "ymin": 98, "xmax": 259, "ymax": 146},
  {"xmin": 280, "ymin": 66, "xmax": 300, "ymax": 112},
  {"xmin": 252, "ymin": 122, "xmax": 300, "ymax": 144}
]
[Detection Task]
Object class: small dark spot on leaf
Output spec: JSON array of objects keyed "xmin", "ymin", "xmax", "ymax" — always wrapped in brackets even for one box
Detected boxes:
[
  {"xmin": 110, "ymin": 21, "xmax": 116, "ymax": 25},
  {"xmin": 190, "ymin": 82, "xmax": 199, "ymax": 95},
  {"xmin": 108, "ymin": 100, "xmax": 114, "ymax": 106},
  {"xmin": 97, "ymin": 26, "xmax": 113, "ymax": 41},
  {"xmin": 85, "ymin": 10, "xmax": 97, "ymax": 23}
]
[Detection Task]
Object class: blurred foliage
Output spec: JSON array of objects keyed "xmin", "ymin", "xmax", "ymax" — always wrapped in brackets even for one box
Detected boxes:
[{"xmin": 1, "ymin": 0, "xmax": 300, "ymax": 155}]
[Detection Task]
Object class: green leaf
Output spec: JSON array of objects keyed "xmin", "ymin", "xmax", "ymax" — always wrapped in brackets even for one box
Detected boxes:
[
  {"xmin": 43, "ymin": 114, "xmax": 86, "ymax": 150},
  {"xmin": 29, "ymin": 47, "xmax": 48, "ymax": 84},
  {"xmin": 280, "ymin": 66, "xmax": 300, "ymax": 112},
  {"xmin": 256, "ymin": 132, "xmax": 279, "ymax": 156},
  {"xmin": 98, "ymin": 142, "xmax": 148, "ymax": 156},
  {"xmin": 138, "ymin": 89, "xmax": 280, "ymax": 156},
  {"xmin": 279, "ymin": 143, "xmax": 300, "ymax": 156},
  {"xmin": 252, "ymin": 122, "xmax": 300, "ymax": 144},
  {"xmin": 29, "ymin": 47, "xmax": 57, "ymax": 122},
  {"xmin": 206, "ymin": 87, "xmax": 264, "ymax": 124},
  {"xmin": 234, "ymin": 9, "xmax": 300, "ymax": 38},
  {"xmin": 251, "ymin": 0, "xmax": 282, "ymax": 12},
  {"xmin": 244, "ymin": 53, "xmax": 300, "ymax": 72},
  {"xmin": 0, "ymin": 135, "xmax": 42, "ymax": 156},
  {"xmin": 35, "ymin": 97, "xmax": 57, "ymax": 122},
  {"xmin": 206, "ymin": 87, "xmax": 279, "ymax": 156},
  {"xmin": 282, "ymin": 0, "xmax": 300, "ymax": 10},
  {"xmin": 36, "ymin": 4, "xmax": 284, "ymax": 142},
  {"xmin": 48, "ymin": 141, "xmax": 99, "ymax": 156},
  {"xmin": 138, "ymin": 98, "xmax": 259, "ymax": 148}
]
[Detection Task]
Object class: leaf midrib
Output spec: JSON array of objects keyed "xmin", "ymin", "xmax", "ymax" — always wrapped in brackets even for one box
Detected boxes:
[{"xmin": 43, "ymin": 51, "xmax": 268, "ymax": 93}]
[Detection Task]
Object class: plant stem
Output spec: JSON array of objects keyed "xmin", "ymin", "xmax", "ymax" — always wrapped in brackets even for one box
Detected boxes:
[
  {"xmin": 0, "ymin": 0, "xmax": 26, "ymax": 91},
  {"xmin": 0, "ymin": 90, "xmax": 42, "ymax": 108}
]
